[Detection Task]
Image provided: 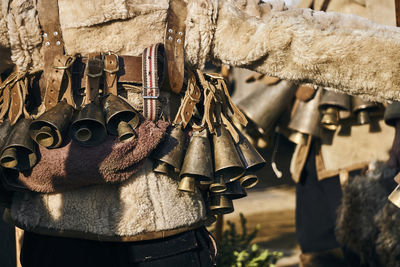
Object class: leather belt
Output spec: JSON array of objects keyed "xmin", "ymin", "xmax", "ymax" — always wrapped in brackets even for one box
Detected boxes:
[{"xmin": 72, "ymin": 56, "xmax": 143, "ymax": 91}]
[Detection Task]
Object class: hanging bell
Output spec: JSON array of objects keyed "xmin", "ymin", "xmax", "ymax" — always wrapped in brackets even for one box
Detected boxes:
[
  {"xmin": 208, "ymin": 193, "xmax": 234, "ymax": 215},
  {"xmin": 389, "ymin": 184, "xmax": 400, "ymax": 208},
  {"xmin": 239, "ymin": 171, "xmax": 259, "ymax": 189},
  {"xmin": 102, "ymin": 94, "xmax": 139, "ymax": 142},
  {"xmin": 224, "ymin": 180, "xmax": 247, "ymax": 200},
  {"xmin": 180, "ymin": 129, "xmax": 213, "ymax": 183},
  {"xmin": 319, "ymin": 90, "xmax": 350, "ymax": 130},
  {"xmin": 209, "ymin": 173, "xmax": 227, "ymax": 193},
  {"xmin": 213, "ymin": 126, "xmax": 244, "ymax": 182},
  {"xmin": 352, "ymin": 96, "xmax": 380, "ymax": 125},
  {"xmin": 236, "ymin": 80, "xmax": 297, "ymax": 135},
  {"xmin": 0, "ymin": 118, "xmax": 37, "ymax": 171},
  {"xmin": 0, "ymin": 120, "xmax": 13, "ymax": 150},
  {"xmin": 152, "ymin": 125, "xmax": 186, "ymax": 175},
  {"xmin": 235, "ymin": 132, "xmax": 266, "ymax": 172},
  {"xmin": 29, "ymin": 100, "xmax": 74, "ymax": 148},
  {"xmin": 70, "ymin": 102, "xmax": 107, "ymax": 146},
  {"xmin": 288, "ymin": 88, "xmax": 322, "ymax": 142},
  {"xmin": 385, "ymin": 102, "xmax": 400, "ymax": 126},
  {"xmin": 178, "ymin": 176, "xmax": 196, "ymax": 193}
]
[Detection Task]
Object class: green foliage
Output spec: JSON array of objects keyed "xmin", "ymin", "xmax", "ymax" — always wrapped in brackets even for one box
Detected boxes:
[{"xmin": 216, "ymin": 213, "xmax": 282, "ymax": 267}]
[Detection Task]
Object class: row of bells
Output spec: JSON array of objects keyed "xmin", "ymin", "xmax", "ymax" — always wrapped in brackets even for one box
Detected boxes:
[
  {"xmin": 235, "ymin": 81, "xmax": 382, "ymax": 147},
  {"xmin": 0, "ymin": 94, "xmax": 139, "ymax": 172},
  {"xmin": 151, "ymin": 124, "xmax": 266, "ymax": 215}
]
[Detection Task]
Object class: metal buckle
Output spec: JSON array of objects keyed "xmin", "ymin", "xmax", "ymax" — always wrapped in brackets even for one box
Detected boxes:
[
  {"xmin": 53, "ymin": 55, "xmax": 76, "ymax": 70},
  {"xmin": 86, "ymin": 57, "xmax": 103, "ymax": 78},
  {"xmin": 103, "ymin": 52, "xmax": 120, "ymax": 73},
  {"xmin": 142, "ymin": 86, "xmax": 160, "ymax": 99}
]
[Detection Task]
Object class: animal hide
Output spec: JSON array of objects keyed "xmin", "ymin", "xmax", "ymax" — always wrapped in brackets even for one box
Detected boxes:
[
  {"xmin": 10, "ymin": 159, "xmax": 206, "ymax": 238},
  {"xmin": 336, "ymin": 162, "xmax": 400, "ymax": 266},
  {"xmin": 2, "ymin": 119, "xmax": 168, "ymax": 193},
  {"xmin": 1, "ymin": 0, "xmax": 400, "ymax": 101}
]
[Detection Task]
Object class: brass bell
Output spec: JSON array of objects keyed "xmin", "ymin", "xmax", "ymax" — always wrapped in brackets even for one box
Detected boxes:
[
  {"xmin": 153, "ymin": 161, "xmax": 177, "ymax": 177},
  {"xmin": 236, "ymin": 80, "xmax": 297, "ymax": 135},
  {"xmin": 178, "ymin": 176, "xmax": 196, "ymax": 193},
  {"xmin": 235, "ymin": 132, "xmax": 266, "ymax": 172},
  {"xmin": 352, "ymin": 96, "xmax": 380, "ymax": 125},
  {"xmin": 70, "ymin": 102, "xmax": 107, "ymax": 146},
  {"xmin": 208, "ymin": 193, "xmax": 234, "ymax": 215},
  {"xmin": 224, "ymin": 180, "xmax": 247, "ymax": 200},
  {"xmin": 209, "ymin": 173, "xmax": 227, "ymax": 193},
  {"xmin": 0, "ymin": 120, "xmax": 13, "ymax": 150},
  {"xmin": 288, "ymin": 88, "xmax": 322, "ymax": 141},
  {"xmin": 152, "ymin": 125, "xmax": 186, "ymax": 174},
  {"xmin": 0, "ymin": 118, "xmax": 37, "ymax": 171},
  {"xmin": 103, "ymin": 94, "xmax": 139, "ymax": 142},
  {"xmin": 385, "ymin": 102, "xmax": 400, "ymax": 126},
  {"xmin": 213, "ymin": 126, "xmax": 244, "ymax": 182},
  {"xmin": 319, "ymin": 89, "xmax": 350, "ymax": 130},
  {"xmin": 389, "ymin": 184, "xmax": 400, "ymax": 208},
  {"xmin": 286, "ymin": 131, "xmax": 309, "ymax": 146},
  {"xmin": 29, "ymin": 100, "xmax": 74, "ymax": 148},
  {"xmin": 239, "ymin": 171, "xmax": 259, "ymax": 189},
  {"xmin": 180, "ymin": 129, "xmax": 213, "ymax": 182}
]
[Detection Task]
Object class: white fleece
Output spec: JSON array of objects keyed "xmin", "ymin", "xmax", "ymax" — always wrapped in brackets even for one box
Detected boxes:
[{"xmin": 11, "ymin": 160, "xmax": 206, "ymax": 237}]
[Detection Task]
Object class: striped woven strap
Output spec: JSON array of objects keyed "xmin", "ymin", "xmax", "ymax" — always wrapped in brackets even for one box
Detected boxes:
[{"xmin": 142, "ymin": 44, "xmax": 164, "ymax": 121}]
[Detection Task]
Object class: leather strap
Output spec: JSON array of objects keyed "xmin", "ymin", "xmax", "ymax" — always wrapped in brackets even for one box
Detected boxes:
[
  {"xmin": 43, "ymin": 55, "xmax": 74, "ymax": 110},
  {"xmin": 37, "ymin": 0, "xmax": 65, "ymax": 109},
  {"xmin": 8, "ymin": 80, "xmax": 24, "ymax": 125},
  {"xmin": 174, "ymin": 71, "xmax": 201, "ymax": 127},
  {"xmin": 165, "ymin": 0, "xmax": 187, "ymax": 93},
  {"xmin": 142, "ymin": 44, "xmax": 164, "ymax": 121},
  {"xmin": 104, "ymin": 53, "xmax": 119, "ymax": 95},
  {"xmin": 396, "ymin": 0, "xmax": 400, "ymax": 27},
  {"xmin": 84, "ymin": 53, "xmax": 103, "ymax": 105}
]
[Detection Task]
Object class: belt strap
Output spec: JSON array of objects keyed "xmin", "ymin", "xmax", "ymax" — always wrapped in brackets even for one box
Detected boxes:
[
  {"xmin": 142, "ymin": 44, "xmax": 164, "ymax": 121},
  {"xmin": 165, "ymin": 0, "xmax": 187, "ymax": 94},
  {"xmin": 84, "ymin": 53, "xmax": 103, "ymax": 105},
  {"xmin": 104, "ymin": 53, "xmax": 119, "ymax": 95},
  {"xmin": 37, "ymin": 0, "xmax": 66, "ymax": 111}
]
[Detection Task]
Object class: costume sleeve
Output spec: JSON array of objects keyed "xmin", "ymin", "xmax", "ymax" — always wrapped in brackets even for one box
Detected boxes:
[{"xmin": 210, "ymin": 0, "xmax": 400, "ymax": 102}]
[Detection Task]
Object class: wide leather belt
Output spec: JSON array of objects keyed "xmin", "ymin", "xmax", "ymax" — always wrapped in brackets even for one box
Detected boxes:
[{"xmin": 72, "ymin": 55, "xmax": 143, "ymax": 90}]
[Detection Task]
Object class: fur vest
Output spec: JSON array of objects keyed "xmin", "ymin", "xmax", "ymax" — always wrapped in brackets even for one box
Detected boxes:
[{"xmin": 3, "ymin": 0, "xmax": 400, "ymax": 239}]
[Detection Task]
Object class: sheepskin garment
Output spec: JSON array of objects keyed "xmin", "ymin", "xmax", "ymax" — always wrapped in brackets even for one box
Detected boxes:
[
  {"xmin": 2, "ymin": 0, "xmax": 400, "ymax": 101},
  {"xmin": 4, "ymin": 0, "xmax": 400, "ymax": 239}
]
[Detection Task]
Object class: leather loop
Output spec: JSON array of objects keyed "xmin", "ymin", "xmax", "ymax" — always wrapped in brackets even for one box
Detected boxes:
[
  {"xmin": 9, "ymin": 80, "xmax": 24, "ymax": 125},
  {"xmin": 165, "ymin": 0, "xmax": 187, "ymax": 94},
  {"xmin": 175, "ymin": 71, "xmax": 201, "ymax": 127},
  {"xmin": 104, "ymin": 53, "xmax": 119, "ymax": 95},
  {"xmin": 84, "ymin": 53, "xmax": 103, "ymax": 105},
  {"xmin": 43, "ymin": 55, "xmax": 73, "ymax": 110}
]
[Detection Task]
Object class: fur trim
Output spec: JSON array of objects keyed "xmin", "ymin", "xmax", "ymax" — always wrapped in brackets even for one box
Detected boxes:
[
  {"xmin": 212, "ymin": 0, "xmax": 400, "ymax": 102},
  {"xmin": 10, "ymin": 159, "xmax": 206, "ymax": 237},
  {"xmin": 7, "ymin": 0, "xmax": 42, "ymax": 72},
  {"xmin": 184, "ymin": 0, "xmax": 218, "ymax": 69},
  {"xmin": 336, "ymin": 162, "xmax": 399, "ymax": 266}
]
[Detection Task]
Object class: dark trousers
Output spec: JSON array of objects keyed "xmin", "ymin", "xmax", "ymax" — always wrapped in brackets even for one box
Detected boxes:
[
  {"xmin": 296, "ymin": 142, "xmax": 342, "ymax": 253},
  {"xmin": 21, "ymin": 228, "xmax": 214, "ymax": 267}
]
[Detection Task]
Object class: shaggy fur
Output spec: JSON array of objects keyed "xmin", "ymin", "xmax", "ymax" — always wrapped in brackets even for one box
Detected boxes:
[
  {"xmin": 3, "ymin": 0, "xmax": 400, "ymax": 101},
  {"xmin": 212, "ymin": 0, "xmax": 400, "ymax": 102},
  {"xmin": 336, "ymin": 162, "xmax": 399, "ymax": 266},
  {"xmin": 10, "ymin": 159, "xmax": 206, "ymax": 237},
  {"xmin": 1, "ymin": 120, "xmax": 168, "ymax": 193}
]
